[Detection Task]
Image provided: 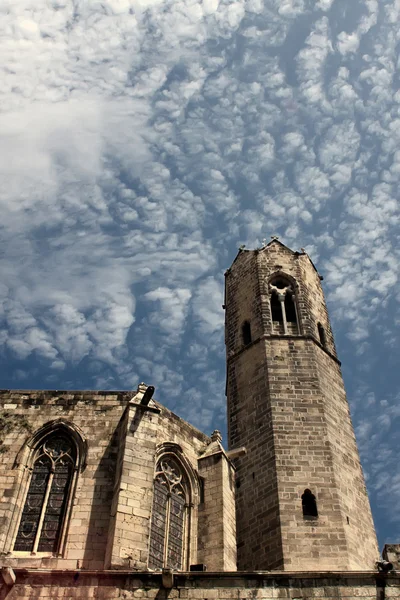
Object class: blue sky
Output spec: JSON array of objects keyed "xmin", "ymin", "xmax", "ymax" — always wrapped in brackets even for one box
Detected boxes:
[{"xmin": 1, "ymin": 0, "xmax": 400, "ymax": 550}]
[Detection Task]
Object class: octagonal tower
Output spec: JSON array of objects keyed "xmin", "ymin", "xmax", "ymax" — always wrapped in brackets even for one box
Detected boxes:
[{"xmin": 225, "ymin": 239, "xmax": 378, "ymax": 571}]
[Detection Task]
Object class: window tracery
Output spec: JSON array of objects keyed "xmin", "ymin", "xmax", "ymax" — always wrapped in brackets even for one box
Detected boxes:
[
  {"xmin": 149, "ymin": 456, "xmax": 189, "ymax": 570},
  {"xmin": 14, "ymin": 433, "xmax": 76, "ymax": 554},
  {"xmin": 269, "ymin": 275, "xmax": 299, "ymax": 334}
]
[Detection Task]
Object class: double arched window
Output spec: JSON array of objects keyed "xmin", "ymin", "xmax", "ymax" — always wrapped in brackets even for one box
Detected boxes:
[
  {"xmin": 269, "ymin": 275, "xmax": 299, "ymax": 334},
  {"xmin": 148, "ymin": 456, "xmax": 190, "ymax": 570},
  {"xmin": 12, "ymin": 421, "xmax": 86, "ymax": 555}
]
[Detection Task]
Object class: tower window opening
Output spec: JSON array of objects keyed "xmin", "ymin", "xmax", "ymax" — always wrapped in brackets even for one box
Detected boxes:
[
  {"xmin": 271, "ymin": 293, "xmax": 283, "ymax": 322},
  {"xmin": 284, "ymin": 294, "xmax": 297, "ymax": 324},
  {"xmin": 302, "ymin": 489, "xmax": 318, "ymax": 518},
  {"xmin": 242, "ymin": 321, "xmax": 252, "ymax": 346},
  {"xmin": 318, "ymin": 323, "xmax": 327, "ymax": 347},
  {"xmin": 269, "ymin": 275, "xmax": 299, "ymax": 334}
]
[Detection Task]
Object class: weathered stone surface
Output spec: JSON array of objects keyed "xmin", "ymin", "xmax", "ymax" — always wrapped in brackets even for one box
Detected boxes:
[
  {"xmin": 0, "ymin": 571, "xmax": 397, "ymax": 600},
  {"xmin": 0, "ymin": 388, "xmax": 234, "ymax": 573},
  {"xmin": 225, "ymin": 240, "xmax": 378, "ymax": 571},
  {"xmin": 0, "ymin": 240, "xmax": 395, "ymax": 600}
]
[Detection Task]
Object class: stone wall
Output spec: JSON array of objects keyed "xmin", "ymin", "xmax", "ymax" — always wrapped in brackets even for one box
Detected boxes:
[
  {"xmin": 1, "ymin": 570, "xmax": 398, "ymax": 600},
  {"xmin": 0, "ymin": 388, "xmax": 236, "ymax": 574},
  {"xmin": 0, "ymin": 390, "xmax": 127, "ymax": 571},
  {"xmin": 225, "ymin": 240, "xmax": 378, "ymax": 571}
]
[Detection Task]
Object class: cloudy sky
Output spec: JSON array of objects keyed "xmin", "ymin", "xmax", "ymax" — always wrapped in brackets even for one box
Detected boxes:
[{"xmin": 1, "ymin": 0, "xmax": 400, "ymax": 548}]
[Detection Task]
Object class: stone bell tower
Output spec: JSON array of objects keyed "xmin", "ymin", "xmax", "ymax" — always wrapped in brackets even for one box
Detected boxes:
[{"xmin": 225, "ymin": 239, "xmax": 378, "ymax": 572}]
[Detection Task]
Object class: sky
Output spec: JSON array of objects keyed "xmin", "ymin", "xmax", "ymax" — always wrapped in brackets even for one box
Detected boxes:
[{"xmin": 1, "ymin": 0, "xmax": 400, "ymax": 550}]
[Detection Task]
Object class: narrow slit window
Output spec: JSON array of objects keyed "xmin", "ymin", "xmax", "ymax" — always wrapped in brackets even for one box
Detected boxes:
[
  {"xmin": 14, "ymin": 435, "xmax": 75, "ymax": 554},
  {"xmin": 149, "ymin": 457, "xmax": 189, "ymax": 570},
  {"xmin": 242, "ymin": 321, "xmax": 252, "ymax": 346},
  {"xmin": 302, "ymin": 489, "xmax": 318, "ymax": 518},
  {"xmin": 318, "ymin": 323, "xmax": 327, "ymax": 347},
  {"xmin": 271, "ymin": 293, "xmax": 283, "ymax": 322}
]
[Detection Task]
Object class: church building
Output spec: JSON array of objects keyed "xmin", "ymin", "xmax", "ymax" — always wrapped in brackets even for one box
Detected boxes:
[{"xmin": 0, "ymin": 239, "xmax": 399, "ymax": 599}]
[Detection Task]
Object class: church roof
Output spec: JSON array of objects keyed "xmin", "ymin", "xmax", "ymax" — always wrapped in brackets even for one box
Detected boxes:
[{"xmin": 227, "ymin": 238, "xmax": 322, "ymax": 278}]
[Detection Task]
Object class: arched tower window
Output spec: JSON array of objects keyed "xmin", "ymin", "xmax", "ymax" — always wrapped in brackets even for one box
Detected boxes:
[
  {"xmin": 242, "ymin": 321, "xmax": 252, "ymax": 346},
  {"xmin": 302, "ymin": 489, "xmax": 318, "ymax": 518},
  {"xmin": 269, "ymin": 275, "xmax": 299, "ymax": 335},
  {"xmin": 271, "ymin": 293, "xmax": 283, "ymax": 322},
  {"xmin": 285, "ymin": 294, "xmax": 297, "ymax": 323},
  {"xmin": 318, "ymin": 323, "xmax": 327, "ymax": 347},
  {"xmin": 14, "ymin": 433, "xmax": 76, "ymax": 553},
  {"xmin": 149, "ymin": 456, "xmax": 190, "ymax": 570}
]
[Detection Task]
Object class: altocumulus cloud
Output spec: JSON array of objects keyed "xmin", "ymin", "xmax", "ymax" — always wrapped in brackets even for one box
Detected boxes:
[{"xmin": 1, "ymin": 0, "xmax": 400, "ymax": 546}]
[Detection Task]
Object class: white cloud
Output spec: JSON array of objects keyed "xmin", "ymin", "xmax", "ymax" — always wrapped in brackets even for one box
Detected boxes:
[
  {"xmin": 145, "ymin": 287, "xmax": 192, "ymax": 338},
  {"xmin": 2, "ymin": 0, "xmax": 400, "ymax": 542},
  {"xmin": 192, "ymin": 277, "xmax": 224, "ymax": 336}
]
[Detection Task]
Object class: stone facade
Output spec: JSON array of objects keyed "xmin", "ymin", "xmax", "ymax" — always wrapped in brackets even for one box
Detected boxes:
[
  {"xmin": 2, "ymin": 570, "xmax": 400, "ymax": 600},
  {"xmin": 224, "ymin": 240, "xmax": 378, "ymax": 571},
  {"xmin": 0, "ymin": 387, "xmax": 236, "ymax": 578},
  {"xmin": 0, "ymin": 240, "xmax": 397, "ymax": 599}
]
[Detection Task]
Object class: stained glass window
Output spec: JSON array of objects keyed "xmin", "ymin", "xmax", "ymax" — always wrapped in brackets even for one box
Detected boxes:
[
  {"xmin": 149, "ymin": 457, "xmax": 188, "ymax": 570},
  {"xmin": 14, "ymin": 435, "xmax": 75, "ymax": 554}
]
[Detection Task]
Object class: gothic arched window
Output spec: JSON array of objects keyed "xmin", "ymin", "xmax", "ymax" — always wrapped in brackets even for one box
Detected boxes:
[
  {"xmin": 271, "ymin": 292, "xmax": 283, "ymax": 322},
  {"xmin": 14, "ymin": 432, "xmax": 77, "ymax": 554},
  {"xmin": 302, "ymin": 489, "xmax": 318, "ymax": 518},
  {"xmin": 149, "ymin": 456, "xmax": 190, "ymax": 570},
  {"xmin": 269, "ymin": 275, "xmax": 298, "ymax": 334}
]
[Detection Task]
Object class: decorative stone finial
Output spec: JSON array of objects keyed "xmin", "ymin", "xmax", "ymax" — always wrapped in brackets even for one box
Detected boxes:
[
  {"xmin": 211, "ymin": 430, "xmax": 222, "ymax": 443},
  {"xmin": 271, "ymin": 235, "xmax": 279, "ymax": 240}
]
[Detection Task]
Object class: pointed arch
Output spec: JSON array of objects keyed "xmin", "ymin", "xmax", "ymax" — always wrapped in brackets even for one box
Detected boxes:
[
  {"xmin": 267, "ymin": 272, "xmax": 300, "ymax": 334},
  {"xmin": 266, "ymin": 270, "xmax": 299, "ymax": 292},
  {"xmin": 149, "ymin": 444, "xmax": 199, "ymax": 571},
  {"xmin": 154, "ymin": 442, "xmax": 200, "ymax": 502},
  {"xmin": 10, "ymin": 420, "xmax": 86, "ymax": 555},
  {"xmin": 18, "ymin": 419, "xmax": 87, "ymax": 471}
]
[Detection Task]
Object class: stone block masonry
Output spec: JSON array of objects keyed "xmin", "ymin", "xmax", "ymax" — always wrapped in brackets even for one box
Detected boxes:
[
  {"xmin": 0, "ymin": 387, "xmax": 236, "ymax": 575},
  {"xmin": 1, "ymin": 570, "xmax": 398, "ymax": 600},
  {"xmin": 0, "ymin": 239, "xmax": 394, "ymax": 600},
  {"xmin": 225, "ymin": 240, "xmax": 378, "ymax": 571}
]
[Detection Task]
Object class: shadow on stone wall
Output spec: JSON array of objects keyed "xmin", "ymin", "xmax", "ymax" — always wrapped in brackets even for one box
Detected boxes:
[{"xmin": 81, "ymin": 419, "xmax": 122, "ymax": 569}]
